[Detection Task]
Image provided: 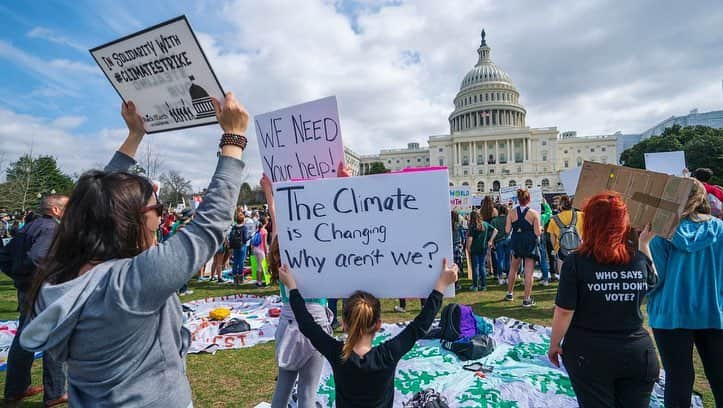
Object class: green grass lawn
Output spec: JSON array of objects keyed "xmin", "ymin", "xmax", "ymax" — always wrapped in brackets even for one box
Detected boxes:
[{"xmin": 0, "ymin": 275, "xmax": 714, "ymax": 407}]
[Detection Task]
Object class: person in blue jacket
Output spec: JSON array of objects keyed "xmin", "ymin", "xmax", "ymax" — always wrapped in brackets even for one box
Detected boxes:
[{"xmin": 648, "ymin": 179, "xmax": 723, "ymax": 408}]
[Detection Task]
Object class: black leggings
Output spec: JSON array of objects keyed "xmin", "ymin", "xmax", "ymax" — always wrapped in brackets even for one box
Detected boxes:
[
  {"xmin": 653, "ymin": 328, "xmax": 723, "ymax": 408},
  {"xmin": 563, "ymin": 328, "xmax": 659, "ymax": 407}
]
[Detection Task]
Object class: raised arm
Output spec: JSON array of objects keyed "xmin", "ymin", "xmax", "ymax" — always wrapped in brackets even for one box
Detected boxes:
[
  {"xmin": 103, "ymin": 102, "xmax": 146, "ymax": 173},
  {"xmin": 115, "ymin": 93, "xmax": 249, "ymax": 312},
  {"xmin": 384, "ymin": 259, "xmax": 458, "ymax": 361}
]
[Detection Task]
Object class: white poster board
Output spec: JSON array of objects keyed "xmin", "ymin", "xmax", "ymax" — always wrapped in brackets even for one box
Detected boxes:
[
  {"xmin": 449, "ymin": 187, "xmax": 472, "ymax": 214},
  {"xmin": 90, "ymin": 16, "xmax": 224, "ymax": 133},
  {"xmin": 254, "ymin": 96, "xmax": 344, "ymax": 182},
  {"xmin": 471, "ymin": 196, "xmax": 483, "ymax": 207},
  {"xmin": 644, "ymin": 151, "xmax": 687, "ymax": 176},
  {"xmin": 499, "ymin": 186, "xmax": 543, "ymax": 210},
  {"xmin": 559, "ymin": 167, "xmax": 582, "ymax": 196},
  {"xmin": 274, "ymin": 169, "xmax": 454, "ymax": 298}
]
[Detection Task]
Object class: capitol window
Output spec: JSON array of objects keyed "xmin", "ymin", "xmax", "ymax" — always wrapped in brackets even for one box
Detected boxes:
[
  {"xmin": 474, "ymin": 95, "xmax": 477, "ymax": 102},
  {"xmin": 462, "ymin": 182, "xmax": 469, "ymax": 186},
  {"xmin": 485, "ymin": 94, "xmax": 489, "ymax": 101},
  {"xmin": 438, "ymin": 148, "xmax": 443, "ymax": 152},
  {"xmin": 542, "ymin": 140, "xmax": 547, "ymax": 146},
  {"xmin": 591, "ymin": 148, "xmax": 595, "ymax": 152},
  {"xmin": 464, "ymin": 170, "xmax": 468, "ymax": 176},
  {"xmin": 541, "ymin": 179, "xmax": 550, "ymax": 187},
  {"xmin": 509, "ymin": 180, "xmax": 517, "ymax": 187},
  {"xmin": 564, "ymin": 160, "xmax": 569, "ymax": 168},
  {"xmin": 602, "ymin": 147, "xmax": 606, "ymax": 152},
  {"xmin": 439, "ymin": 158, "xmax": 444, "ymax": 166},
  {"xmin": 563, "ymin": 150, "xmax": 568, "ymax": 154},
  {"xmin": 417, "ymin": 158, "xmax": 421, "ymax": 163},
  {"xmin": 478, "ymin": 169, "xmax": 484, "ymax": 175},
  {"xmin": 577, "ymin": 157, "xmax": 583, "ymax": 166},
  {"xmin": 525, "ymin": 179, "xmax": 533, "ymax": 188},
  {"xmin": 407, "ymin": 159, "xmax": 410, "ymax": 163},
  {"xmin": 396, "ymin": 160, "xmax": 400, "ymax": 164},
  {"xmin": 542, "ymin": 153, "xmax": 547, "ymax": 161},
  {"xmin": 387, "ymin": 160, "xmax": 391, "ymax": 164}
]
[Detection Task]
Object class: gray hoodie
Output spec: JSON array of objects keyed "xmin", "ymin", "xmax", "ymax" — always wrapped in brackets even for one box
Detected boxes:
[{"xmin": 20, "ymin": 151, "xmax": 244, "ymax": 407}]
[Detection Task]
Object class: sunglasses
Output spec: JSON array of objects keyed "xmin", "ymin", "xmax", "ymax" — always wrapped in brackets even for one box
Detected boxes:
[{"xmin": 142, "ymin": 193, "xmax": 164, "ymax": 217}]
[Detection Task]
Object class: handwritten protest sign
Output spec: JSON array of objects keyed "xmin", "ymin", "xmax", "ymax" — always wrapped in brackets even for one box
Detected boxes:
[
  {"xmin": 449, "ymin": 187, "xmax": 472, "ymax": 214},
  {"xmin": 254, "ymin": 96, "xmax": 344, "ymax": 182},
  {"xmin": 90, "ymin": 16, "xmax": 224, "ymax": 133},
  {"xmin": 274, "ymin": 169, "xmax": 454, "ymax": 298},
  {"xmin": 500, "ymin": 186, "xmax": 543, "ymax": 210}
]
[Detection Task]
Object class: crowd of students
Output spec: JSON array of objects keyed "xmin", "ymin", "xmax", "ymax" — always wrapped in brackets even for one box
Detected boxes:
[{"xmin": 0, "ymin": 92, "xmax": 720, "ymax": 408}]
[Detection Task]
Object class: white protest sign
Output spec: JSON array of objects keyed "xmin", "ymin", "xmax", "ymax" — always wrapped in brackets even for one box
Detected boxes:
[
  {"xmin": 471, "ymin": 195, "xmax": 483, "ymax": 207},
  {"xmin": 254, "ymin": 96, "xmax": 344, "ymax": 182},
  {"xmin": 500, "ymin": 186, "xmax": 543, "ymax": 210},
  {"xmin": 559, "ymin": 167, "xmax": 582, "ymax": 196},
  {"xmin": 90, "ymin": 16, "xmax": 224, "ymax": 133},
  {"xmin": 274, "ymin": 169, "xmax": 454, "ymax": 298},
  {"xmin": 449, "ymin": 187, "xmax": 472, "ymax": 214},
  {"xmin": 644, "ymin": 151, "xmax": 687, "ymax": 176}
]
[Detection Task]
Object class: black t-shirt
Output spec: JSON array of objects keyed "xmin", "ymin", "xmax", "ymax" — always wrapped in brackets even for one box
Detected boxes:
[
  {"xmin": 555, "ymin": 251, "xmax": 656, "ymax": 332},
  {"xmin": 290, "ymin": 289, "xmax": 443, "ymax": 407}
]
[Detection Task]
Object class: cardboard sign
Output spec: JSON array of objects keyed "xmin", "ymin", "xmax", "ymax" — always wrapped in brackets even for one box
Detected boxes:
[
  {"xmin": 254, "ymin": 96, "xmax": 344, "ymax": 182},
  {"xmin": 274, "ymin": 169, "xmax": 454, "ymax": 298},
  {"xmin": 90, "ymin": 16, "xmax": 224, "ymax": 133},
  {"xmin": 450, "ymin": 187, "xmax": 472, "ymax": 214},
  {"xmin": 573, "ymin": 161, "xmax": 694, "ymax": 239},
  {"xmin": 644, "ymin": 151, "xmax": 687, "ymax": 176},
  {"xmin": 499, "ymin": 186, "xmax": 543, "ymax": 211}
]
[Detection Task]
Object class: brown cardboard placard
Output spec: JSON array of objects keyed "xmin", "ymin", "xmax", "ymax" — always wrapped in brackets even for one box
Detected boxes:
[{"xmin": 572, "ymin": 161, "xmax": 694, "ymax": 239}]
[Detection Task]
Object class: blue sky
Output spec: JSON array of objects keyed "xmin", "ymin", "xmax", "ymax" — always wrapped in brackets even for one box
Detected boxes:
[{"xmin": 1, "ymin": 0, "xmax": 722, "ymax": 189}]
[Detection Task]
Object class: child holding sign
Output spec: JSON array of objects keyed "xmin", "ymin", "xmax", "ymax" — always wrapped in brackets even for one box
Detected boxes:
[{"xmin": 278, "ymin": 259, "xmax": 457, "ymax": 407}]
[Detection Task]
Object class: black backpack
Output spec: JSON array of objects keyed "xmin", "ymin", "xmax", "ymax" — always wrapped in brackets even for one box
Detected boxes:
[
  {"xmin": 228, "ymin": 225, "xmax": 247, "ymax": 249},
  {"xmin": 439, "ymin": 304, "xmax": 462, "ymax": 342},
  {"xmin": 0, "ymin": 228, "xmax": 34, "ymax": 291},
  {"xmin": 403, "ymin": 389, "xmax": 450, "ymax": 408},
  {"xmin": 441, "ymin": 334, "xmax": 496, "ymax": 361}
]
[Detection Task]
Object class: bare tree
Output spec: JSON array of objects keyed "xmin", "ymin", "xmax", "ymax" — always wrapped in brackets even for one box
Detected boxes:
[
  {"xmin": 159, "ymin": 170, "xmax": 192, "ymax": 207},
  {"xmin": 139, "ymin": 142, "xmax": 164, "ymax": 181}
]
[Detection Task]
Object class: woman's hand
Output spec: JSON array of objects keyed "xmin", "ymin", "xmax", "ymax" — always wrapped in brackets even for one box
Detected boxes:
[
  {"xmin": 121, "ymin": 101, "xmax": 146, "ymax": 138},
  {"xmin": 548, "ymin": 344, "xmax": 563, "ymax": 368},
  {"xmin": 639, "ymin": 224, "xmax": 656, "ymax": 247},
  {"xmin": 211, "ymin": 92, "xmax": 249, "ymax": 135},
  {"xmin": 279, "ymin": 264, "xmax": 297, "ymax": 290},
  {"xmin": 338, "ymin": 162, "xmax": 352, "ymax": 178},
  {"xmin": 260, "ymin": 174, "xmax": 273, "ymax": 196},
  {"xmin": 435, "ymin": 258, "xmax": 458, "ymax": 293}
]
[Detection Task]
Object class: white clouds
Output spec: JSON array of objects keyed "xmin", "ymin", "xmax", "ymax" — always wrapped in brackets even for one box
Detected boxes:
[
  {"xmin": 2, "ymin": 0, "xmax": 722, "ymax": 191},
  {"xmin": 50, "ymin": 115, "xmax": 87, "ymax": 129},
  {"xmin": 27, "ymin": 27, "xmax": 86, "ymax": 52}
]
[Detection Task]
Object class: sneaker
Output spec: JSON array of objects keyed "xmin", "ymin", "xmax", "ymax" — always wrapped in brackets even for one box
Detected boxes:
[
  {"xmin": 480, "ymin": 286, "xmax": 487, "ymax": 291},
  {"xmin": 540, "ymin": 280, "xmax": 549, "ymax": 287},
  {"xmin": 185, "ymin": 290, "xmax": 194, "ymax": 295},
  {"xmin": 393, "ymin": 306, "xmax": 406, "ymax": 313},
  {"xmin": 522, "ymin": 297, "xmax": 536, "ymax": 307},
  {"xmin": 468, "ymin": 285, "xmax": 478, "ymax": 292},
  {"xmin": 553, "ymin": 273, "xmax": 560, "ymax": 281},
  {"xmin": 498, "ymin": 278, "xmax": 505, "ymax": 285},
  {"xmin": 504, "ymin": 293, "xmax": 514, "ymax": 302}
]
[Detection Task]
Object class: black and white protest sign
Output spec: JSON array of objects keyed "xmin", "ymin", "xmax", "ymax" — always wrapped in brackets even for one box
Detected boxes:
[
  {"xmin": 254, "ymin": 96, "xmax": 345, "ymax": 182},
  {"xmin": 274, "ymin": 169, "xmax": 454, "ymax": 298},
  {"xmin": 90, "ymin": 16, "xmax": 224, "ymax": 133}
]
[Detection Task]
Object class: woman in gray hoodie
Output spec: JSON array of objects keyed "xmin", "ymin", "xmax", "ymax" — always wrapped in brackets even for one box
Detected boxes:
[{"xmin": 20, "ymin": 93, "xmax": 249, "ymax": 407}]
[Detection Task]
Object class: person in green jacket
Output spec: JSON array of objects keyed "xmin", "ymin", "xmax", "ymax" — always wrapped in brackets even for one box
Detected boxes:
[{"xmin": 538, "ymin": 200, "xmax": 553, "ymax": 285}]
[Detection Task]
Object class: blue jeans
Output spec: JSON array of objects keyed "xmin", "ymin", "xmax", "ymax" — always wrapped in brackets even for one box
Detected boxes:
[
  {"xmin": 494, "ymin": 239, "xmax": 511, "ymax": 278},
  {"xmin": 232, "ymin": 246, "xmax": 247, "ymax": 276},
  {"xmin": 539, "ymin": 236, "xmax": 550, "ymax": 281},
  {"xmin": 471, "ymin": 252, "xmax": 487, "ymax": 288}
]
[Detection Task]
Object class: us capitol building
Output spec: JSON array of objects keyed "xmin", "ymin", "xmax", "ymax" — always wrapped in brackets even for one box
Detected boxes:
[{"xmin": 344, "ymin": 30, "xmax": 617, "ymax": 194}]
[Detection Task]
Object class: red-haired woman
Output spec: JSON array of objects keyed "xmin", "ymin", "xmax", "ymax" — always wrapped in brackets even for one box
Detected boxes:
[
  {"xmin": 504, "ymin": 189, "xmax": 542, "ymax": 306},
  {"xmin": 548, "ymin": 192, "xmax": 659, "ymax": 407}
]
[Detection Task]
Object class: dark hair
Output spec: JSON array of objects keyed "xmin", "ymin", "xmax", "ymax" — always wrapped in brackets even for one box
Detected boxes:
[
  {"xmin": 28, "ymin": 170, "xmax": 156, "ymax": 310},
  {"xmin": 451, "ymin": 210, "xmax": 459, "ymax": 230},
  {"xmin": 267, "ymin": 236, "xmax": 280, "ymax": 284},
  {"xmin": 342, "ymin": 291, "xmax": 381, "ymax": 361},
  {"xmin": 480, "ymin": 196, "xmax": 495, "ymax": 222},
  {"xmin": 235, "ymin": 207, "xmax": 245, "ymax": 224},
  {"xmin": 559, "ymin": 195, "xmax": 573, "ymax": 211},
  {"xmin": 469, "ymin": 209, "xmax": 484, "ymax": 231},
  {"xmin": 517, "ymin": 189, "xmax": 530, "ymax": 206},
  {"xmin": 692, "ymin": 168, "xmax": 713, "ymax": 183},
  {"xmin": 496, "ymin": 204, "xmax": 508, "ymax": 216}
]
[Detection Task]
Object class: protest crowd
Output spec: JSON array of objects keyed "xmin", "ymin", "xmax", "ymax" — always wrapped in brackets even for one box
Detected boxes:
[{"xmin": 1, "ymin": 18, "xmax": 722, "ymax": 408}]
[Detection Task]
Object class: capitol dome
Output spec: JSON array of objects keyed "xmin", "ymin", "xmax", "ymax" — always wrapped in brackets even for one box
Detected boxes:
[{"xmin": 450, "ymin": 30, "xmax": 526, "ymax": 133}]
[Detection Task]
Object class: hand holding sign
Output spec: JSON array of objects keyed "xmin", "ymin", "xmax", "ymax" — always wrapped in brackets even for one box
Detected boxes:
[
  {"xmin": 435, "ymin": 258, "xmax": 459, "ymax": 294},
  {"xmin": 279, "ymin": 264, "xmax": 297, "ymax": 290},
  {"xmin": 121, "ymin": 101, "xmax": 146, "ymax": 138},
  {"xmin": 211, "ymin": 92, "xmax": 249, "ymax": 136}
]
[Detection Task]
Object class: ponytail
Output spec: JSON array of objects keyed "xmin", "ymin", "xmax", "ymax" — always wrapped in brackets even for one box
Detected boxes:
[{"xmin": 341, "ymin": 291, "xmax": 381, "ymax": 361}]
